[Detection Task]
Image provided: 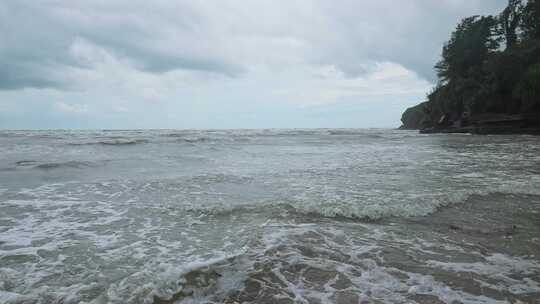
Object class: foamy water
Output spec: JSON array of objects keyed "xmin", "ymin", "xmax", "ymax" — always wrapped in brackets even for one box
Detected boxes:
[{"xmin": 0, "ymin": 129, "xmax": 539, "ymax": 303}]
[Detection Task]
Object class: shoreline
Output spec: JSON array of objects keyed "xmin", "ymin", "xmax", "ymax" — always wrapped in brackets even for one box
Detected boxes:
[
  {"xmin": 401, "ymin": 113, "xmax": 540, "ymax": 135},
  {"xmin": 399, "ymin": 111, "xmax": 540, "ymax": 135},
  {"xmin": 418, "ymin": 126, "xmax": 540, "ymax": 135},
  {"xmin": 148, "ymin": 192, "xmax": 540, "ymax": 304}
]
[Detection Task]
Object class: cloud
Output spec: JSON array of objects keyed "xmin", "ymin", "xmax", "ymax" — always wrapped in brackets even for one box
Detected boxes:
[
  {"xmin": 269, "ymin": 62, "xmax": 431, "ymax": 106},
  {"xmin": 0, "ymin": 63, "xmax": 65, "ymax": 90},
  {"xmin": 53, "ymin": 101, "xmax": 89, "ymax": 114},
  {"xmin": 0, "ymin": 0, "xmax": 507, "ymax": 128},
  {"xmin": 111, "ymin": 104, "xmax": 129, "ymax": 113},
  {"xmin": 0, "ymin": 1, "xmax": 244, "ymax": 90},
  {"xmin": 0, "ymin": 0, "xmax": 506, "ymax": 90}
]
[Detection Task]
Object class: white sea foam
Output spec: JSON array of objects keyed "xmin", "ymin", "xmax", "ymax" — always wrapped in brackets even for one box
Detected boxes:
[
  {"xmin": 405, "ymin": 272, "xmax": 508, "ymax": 304},
  {"xmin": 2, "ymin": 129, "xmax": 540, "ymax": 303},
  {"xmin": 427, "ymin": 254, "xmax": 540, "ymax": 295}
]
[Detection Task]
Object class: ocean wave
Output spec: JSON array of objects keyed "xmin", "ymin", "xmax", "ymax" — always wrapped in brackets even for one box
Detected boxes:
[
  {"xmin": 179, "ymin": 201, "xmax": 294, "ymax": 218},
  {"xmin": 161, "ymin": 131, "xmax": 210, "ymax": 141},
  {"xmin": 177, "ymin": 137, "xmax": 210, "ymax": 143},
  {"xmin": 0, "ymin": 132, "xmax": 18, "ymax": 138},
  {"xmin": 177, "ymin": 199, "xmax": 406, "ymax": 221},
  {"xmin": 140, "ymin": 253, "xmax": 249, "ymax": 304},
  {"xmin": 69, "ymin": 138, "xmax": 149, "ymax": 146},
  {"xmin": 290, "ymin": 189, "xmax": 540, "ymax": 220},
  {"xmin": 327, "ymin": 129, "xmax": 383, "ymax": 137},
  {"xmin": 15, "ymin": 160, "xmax": 38, "ymax": 167},
  {"xmin": 33, "ymin": 161, "xmax": 96, "ymax": 170},
  {"xmin": 0, "ymin": 132, "xmax": 64, "ymax": 140},
  {"xmin": 99, "ymin": 139, "xmax": 148, "ymax": 145},
  {"xmin": 0, "ymin": 160, "xmax": 41, "ymax": 172},
  {"xmin": 177, "ymin": 184, "xmax": 540, "ymax": 221}
]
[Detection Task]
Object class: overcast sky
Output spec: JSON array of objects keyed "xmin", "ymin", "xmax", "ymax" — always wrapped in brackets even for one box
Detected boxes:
[{"xmin": 0, "ymin": 0, "xmax": 507, "ymax": 129}]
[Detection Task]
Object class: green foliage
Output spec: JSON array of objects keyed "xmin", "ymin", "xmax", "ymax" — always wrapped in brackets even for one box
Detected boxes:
[
  {"xmin": 522, "ymin": 0, "xmax": 540, "ymax": 40},
  {"xmin": 403, "ymin": 0, "xmax": 540, "ymax": 129},
  {"xmin": 499, "ymin": 0, "xmax": 524, "ymax": 47},
  {"xmin": 514, "ymin": 63, "xmax": 540, "ymax": 111},
  {"xmin": 435, "ymin": 16, "xmax": 499, "ymax": 83}
]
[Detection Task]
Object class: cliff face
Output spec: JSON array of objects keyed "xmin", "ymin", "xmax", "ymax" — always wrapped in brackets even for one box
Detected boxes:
[{"xmin": 399, "ymin": 102, "xmax": 430, "ymax": 130}]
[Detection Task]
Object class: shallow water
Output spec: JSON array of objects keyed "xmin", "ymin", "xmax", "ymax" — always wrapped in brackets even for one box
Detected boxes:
[{"xmin": 0, "ymin": 129, "xmax": 539, "ymax": 303}]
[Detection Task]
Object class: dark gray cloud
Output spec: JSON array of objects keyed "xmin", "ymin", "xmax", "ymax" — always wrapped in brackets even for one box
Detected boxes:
[
  {"xmin": 310, "ymin": 0, "xmax": 507, "ymax": 81},
  {"xmin": 0, "ymin": 1, "xmax": 244, "ymax": 90},
  {"xmin": 0, "ymin": 0, "xmax": 507, "ymax": 90},
  {"xmin": 0, "ymin": 63, "xmax": 63, "ymax": 90}
]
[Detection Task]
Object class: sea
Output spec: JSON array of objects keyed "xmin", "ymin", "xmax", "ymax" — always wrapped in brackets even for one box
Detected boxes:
[{"xmin": 0, "ymin": 129, "xmax": 539, "ymax": 304}]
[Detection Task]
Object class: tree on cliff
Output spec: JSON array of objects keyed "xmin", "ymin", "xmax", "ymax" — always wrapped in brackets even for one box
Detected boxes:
[
  {"xmin": 522, "ymin": 0, "xmax": 540, "ymax": 40},
  {"xmin": 435, "ymin": 16, "xmax": 499, "ymax": 83},
  {"xmin": 500, "ymin": 0, "xmax": 524, "ymax": 48},
  {"xmin": 401, "ymin": 0, "xmax": 540, "ymax": 130}
]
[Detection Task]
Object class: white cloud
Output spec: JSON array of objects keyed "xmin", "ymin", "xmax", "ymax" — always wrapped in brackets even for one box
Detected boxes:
[
  {"xmin": 0, "ymin": 0, "xmax": 507, "ymax": 128},
  {"xmin": 53, "ymin": 101, "xmax": 89, "ymax": 114},
  {"xmin": 111, "ymin": 104, "xmax": 129, "ymax": 113}
]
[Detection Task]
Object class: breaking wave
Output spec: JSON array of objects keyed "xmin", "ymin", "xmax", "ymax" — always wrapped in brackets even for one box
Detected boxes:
[
  {"xmin": 15, "ymin": 160, "xmax": 38, "ymax": 167},
  {"xmin": 98, "ymin": 139, "xmax": 149, "ymax": 145},
  {"xmin": 177, "ymin": 137, "xmax": 210, "ymax": 143},
  {"xmin": 69, "ymin": 138, "xmax": 149, "ymax": 146},
  {"xmin": 33, "ymin": 161, "xmax": 97, "ymax": 170},
  {"xmin": 178, "ymin": 185, "xmax": 540, "ymax": 221}
]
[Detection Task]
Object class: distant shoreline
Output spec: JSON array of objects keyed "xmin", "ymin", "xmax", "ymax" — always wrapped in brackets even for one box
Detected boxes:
[
  {"xmin": 418, "ymin": 126, "xmax": 540, "ymax": 135},
  {"xmin": 401, "ymin": 112, "xmax": 540, "ymax": 135}
]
